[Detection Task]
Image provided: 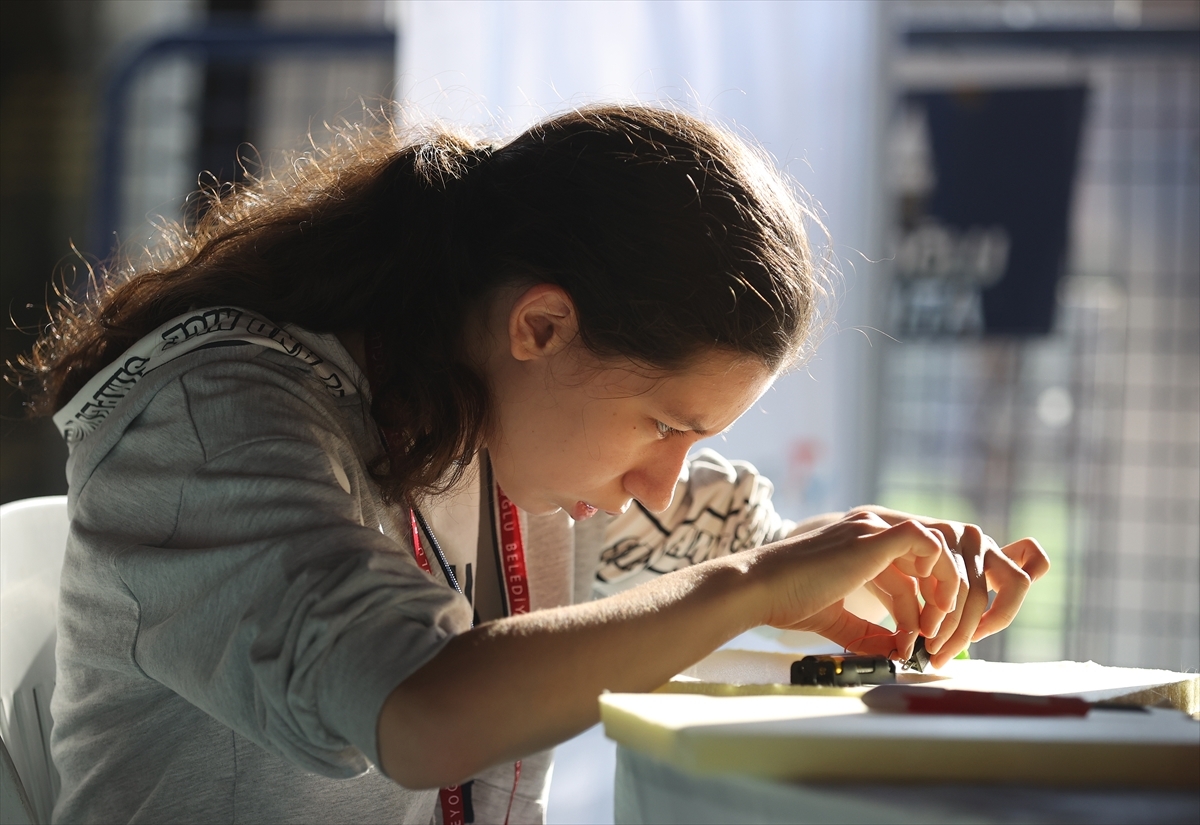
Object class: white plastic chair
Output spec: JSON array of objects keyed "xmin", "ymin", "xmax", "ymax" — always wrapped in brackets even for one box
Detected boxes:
[{"xmin": 1, "ymin": 496, "xmax": 69, "ymax": 825}]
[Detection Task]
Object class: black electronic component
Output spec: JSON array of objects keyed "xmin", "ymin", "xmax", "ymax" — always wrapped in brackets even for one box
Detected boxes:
[
  {"xmin": 904, "ymin": 636, "xmax": 931, "ymax": 673},
  {"xmin": 791, "ymin": 655, "xmax": 896, "ymax": 687}
]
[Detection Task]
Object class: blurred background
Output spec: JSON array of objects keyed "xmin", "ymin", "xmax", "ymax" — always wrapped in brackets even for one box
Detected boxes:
[{"xmin": 1, "ymin": 1, "xmax": 1197, "ymax": 821}]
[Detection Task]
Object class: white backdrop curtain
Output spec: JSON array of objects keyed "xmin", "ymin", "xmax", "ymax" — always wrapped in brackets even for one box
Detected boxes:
[{"xmin": 395, "ymin": 0, "xmax": 887, "ymax": 518}]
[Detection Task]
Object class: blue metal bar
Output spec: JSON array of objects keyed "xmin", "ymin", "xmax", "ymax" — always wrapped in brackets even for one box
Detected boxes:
[
  {"xmin": 90, "ymin": 25, "xmax": 396, "ymax": 259},
  {"xmin": 905, "ymin": 26, "xmax": 1200, "ymax": 52}
]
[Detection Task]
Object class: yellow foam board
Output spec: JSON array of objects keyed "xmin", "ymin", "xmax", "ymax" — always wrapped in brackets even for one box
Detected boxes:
[{"xmin": 600, "ymin": 691, "xmax": 1200, "ymax": 788}]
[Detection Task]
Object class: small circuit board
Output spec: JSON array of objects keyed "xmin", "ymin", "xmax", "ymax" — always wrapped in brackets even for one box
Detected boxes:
[{"xmin": 791, "ymin": 654, "xmax": 896, "ymax": 687}]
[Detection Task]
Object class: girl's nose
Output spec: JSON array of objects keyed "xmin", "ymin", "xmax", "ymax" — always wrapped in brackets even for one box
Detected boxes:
[{"xmin": 623, "ymin": 442, "xmax": 689, "ymax": 513}]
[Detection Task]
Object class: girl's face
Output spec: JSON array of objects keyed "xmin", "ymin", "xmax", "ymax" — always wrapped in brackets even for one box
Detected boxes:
[{"xmin": 480, "ymin": 285, "xmax": 776, "ymax": 518}]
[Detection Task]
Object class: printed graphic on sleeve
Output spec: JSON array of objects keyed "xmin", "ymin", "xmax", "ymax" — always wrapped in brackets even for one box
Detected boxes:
[
  {"xmin": 53, "ymin": 306, "xmax": 355, "ymax": 444},
  {"xmin": 597, "ymin": 450, "xmax": 789, "ymax": 583}
]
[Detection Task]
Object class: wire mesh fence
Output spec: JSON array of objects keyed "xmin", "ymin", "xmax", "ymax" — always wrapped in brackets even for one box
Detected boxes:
[
  {"xmin": 878, "ymin": 53, "xmax": 1199, "ymax": 672},
  {"xmin": 103, "ymin": 25, "xmax": 394, "ymax": 261}
]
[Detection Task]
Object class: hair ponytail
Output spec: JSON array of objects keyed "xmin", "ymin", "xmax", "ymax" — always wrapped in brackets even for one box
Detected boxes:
[{"xmin": 11, "ymin": 104, "xmax": 826, "ymax": 503}]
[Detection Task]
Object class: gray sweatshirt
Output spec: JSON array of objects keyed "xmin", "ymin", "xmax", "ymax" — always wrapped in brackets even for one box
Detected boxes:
[{"xmin": 49, "ymin": 309, "xmax": 793, "ymax": 824}]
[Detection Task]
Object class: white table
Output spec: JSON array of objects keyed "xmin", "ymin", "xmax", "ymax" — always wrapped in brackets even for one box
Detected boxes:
[{"xmin": 606, "ymin": 642, "xmax": 1200, "ymax": 825}]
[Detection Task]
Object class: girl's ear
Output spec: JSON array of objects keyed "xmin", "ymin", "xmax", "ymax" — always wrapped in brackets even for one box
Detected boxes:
[{"xmin": 508, "ymin": 284, "xmax": 579, "ymax": 362}]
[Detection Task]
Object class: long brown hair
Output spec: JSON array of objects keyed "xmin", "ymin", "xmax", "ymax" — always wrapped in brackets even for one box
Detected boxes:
[{"xmin": 12, "ymin": 103, "xmax": 827, "ymax": 502}]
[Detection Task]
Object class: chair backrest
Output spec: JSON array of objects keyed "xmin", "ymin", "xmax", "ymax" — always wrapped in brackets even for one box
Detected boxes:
[{"xmin": 1, "ymin": 496, "xmax": 69, "ymax": 824}]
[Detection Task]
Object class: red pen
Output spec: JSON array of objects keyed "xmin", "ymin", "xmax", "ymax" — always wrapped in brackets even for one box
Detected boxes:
[{"xmin": 862, "ymin": 685, "xmax": 1091, "ymax": 717}]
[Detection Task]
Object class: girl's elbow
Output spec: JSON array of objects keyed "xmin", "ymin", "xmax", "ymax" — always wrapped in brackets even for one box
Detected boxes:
[
  {"xmin": 376, "ymin": 687, "xmax": 483, "ymax": 789},
  {"xmin": 383, "ymin": 754, "xmax": 466, "ymax": 791}
]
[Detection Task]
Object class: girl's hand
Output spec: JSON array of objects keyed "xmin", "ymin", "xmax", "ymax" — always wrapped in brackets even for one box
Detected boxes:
[
  {"xmin": 846, "ymin": 507, "xmax": 1051, "ymax": 668},
  {"xmin": 754, "ymin": 511, "xmax": 966, "ymax": 661}
]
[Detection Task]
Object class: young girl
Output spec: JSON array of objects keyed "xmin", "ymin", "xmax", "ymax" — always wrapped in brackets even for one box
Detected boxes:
[{"xmin": 18, "ymin": 104, "xmax": 1047, "ymax": 824}]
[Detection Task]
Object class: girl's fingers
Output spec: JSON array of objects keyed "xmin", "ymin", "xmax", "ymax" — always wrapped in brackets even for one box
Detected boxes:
[
  {"xmin": 862, "ymin": 580, "xmax": 895, "ymax": 620},
  {"xmin": 1000, "ymin": 537, "xmax": 1051, "ymax": 582},
  {"xmin": 834, "ymin": 511, "xmax": 1048, "ymax": 665},
  {"xmin": 771, "ymin": 514, "xmax": 965, "ymax": 647},
  {"xmin": 926, "ymin": 570, "xmax": 968, "ymax": 656},
  {"xmin": 973, "ymin": 549, "xmax": 1034, "ymax": 640},
  {"xmin": 853, "ymin": 520, "xmax": 962, "ymax": 638},
  {"xmin": 811, "ymin": 607, "xmax": 913, "ymax": 658},
  {"xmin": 871, "ymin": 589, "xmax": 898, "ymax": 628},
  {"xmin": 870, "ymin": 520, "xmax": 962, "ymax": 612},
  {"xmin": 869, "ymin": 566, "xmax": 921, "ymax": 633},
  {"xmin": 917, "ymin": 572, "xmax": 949, "ymax": 638},
  {"xmin": 927, "ymin": 527, "xmax": 990, "ymax": 666}
]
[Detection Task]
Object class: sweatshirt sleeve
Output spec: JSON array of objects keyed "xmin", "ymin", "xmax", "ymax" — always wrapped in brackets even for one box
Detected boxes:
[
  {"xmin": 594, "ymin": 448, "xmax": 794, "ymax": 594},
  {"xmin": 92, "ymin": 360, "xmax": 472, "ymax": 779}
]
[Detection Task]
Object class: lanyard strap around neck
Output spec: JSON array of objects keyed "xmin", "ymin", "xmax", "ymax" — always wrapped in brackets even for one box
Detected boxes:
[
  {"xmin": 493, "ymin": 484, "xmax": 531, "ymax": 616},
  {"xmin": 367, "ymin": 331, "xmax": 525, "ymax": 824},
  {"xmin": 482, "ymin": 455, "xmax": 531, "ymax": 616},
  {"xmin": 364, "ymin": 331, "xmax": 456, "ymax": 588},
  {"xmin": 366, "ymin": 330, "xmax": 529, "ymax": 615}
]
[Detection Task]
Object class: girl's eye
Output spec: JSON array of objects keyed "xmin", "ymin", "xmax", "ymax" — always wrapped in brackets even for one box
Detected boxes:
[{"xmin": 656, "ymin": 420, "xmax": 683, "ymax": 438}]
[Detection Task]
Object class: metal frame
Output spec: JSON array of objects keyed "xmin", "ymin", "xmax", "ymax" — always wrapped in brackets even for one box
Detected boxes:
[
  {"xmin": 904, "ymin": 26, "xmax": 1199, "ymax": 52},
  {"xmin": 90, "ymin": 24, "xmax": 396, "ymax": 258}
]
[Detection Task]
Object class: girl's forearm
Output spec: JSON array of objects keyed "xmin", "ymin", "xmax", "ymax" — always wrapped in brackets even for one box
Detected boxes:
[
  {"xmin": 377, "ymin": 513, "xmax": 952, "ymax": 789},
  {"xmin": 792, "ymin": 506, "xmax": 915, "ymax": 536},
  {"xmin": 792, "ymin": 510, "xmax": 848, "ymax": 535},
  {"xmin": 377, "ymin": 552, "xmax": 765, "ymax": 788}
]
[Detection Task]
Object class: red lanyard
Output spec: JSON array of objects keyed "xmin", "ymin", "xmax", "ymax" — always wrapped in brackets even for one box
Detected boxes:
[
  {"xmin": 408, "ymin": 510, "xmax": 433, "ymax": 574},
  {"xmin": 366, "ymin": 332, "xmax": 525, "ymax": 824},
  {"xmin": 414, "ymin": 491, "xmax": 525, "ymax": 825},
  {"xmin": 365, "ymin": 330, "xmax": 530, "ymax": 613},
  {"xmin": 495, "ymin": 486, "xmax": 530, "ymax": 615},
  {"xmin": 438, "ymin": 762, "xmax": 521, "ymax": 825},
  {"xmin": 439, "ymin": 784, "xmax": 467, "ymax": 825}
]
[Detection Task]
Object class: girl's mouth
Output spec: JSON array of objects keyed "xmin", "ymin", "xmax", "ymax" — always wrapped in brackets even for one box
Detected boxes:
[{"xmin": 571, "ymin": 500, "xmax": 599, "ymax": 520}]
